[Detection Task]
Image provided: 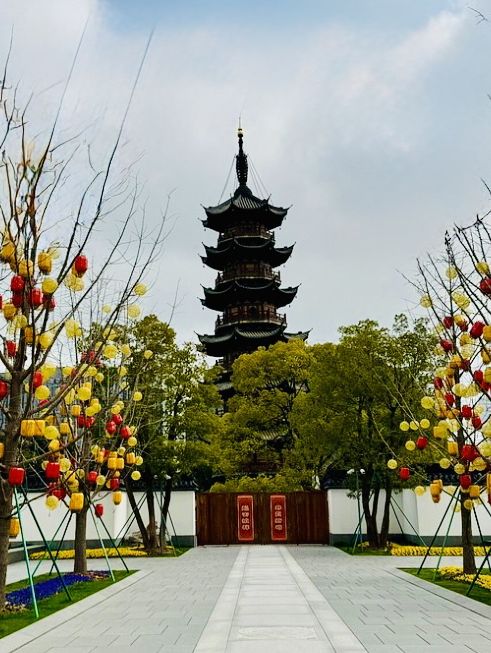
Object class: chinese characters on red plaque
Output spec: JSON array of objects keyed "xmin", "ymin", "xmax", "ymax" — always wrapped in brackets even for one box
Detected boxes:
[
  {"xmin": 270, "ymin": 494, "xmax": 287, "ymax": 541},
  {"xmin": 237, "ymin": 495, "xmax": 255, "ymax": 542}
]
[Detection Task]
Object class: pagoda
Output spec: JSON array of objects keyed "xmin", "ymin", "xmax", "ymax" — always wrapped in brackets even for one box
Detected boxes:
[{"xmin": 198, "ymin": 128, "xmax": 308, "ymax": 371}]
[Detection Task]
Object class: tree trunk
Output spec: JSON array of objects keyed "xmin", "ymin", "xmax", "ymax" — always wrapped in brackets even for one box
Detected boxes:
[
  {"xmin": 0, "ymin": 483, "xmax": 13, "ymax": 609},
  {"xmin": 160, "ymin": 476, "xmax": 173, "ymax": 548},
  {"xmin": 0, "ymin": 375, "xmax": 22, "ymax": 609},
  {"xmin": 379, "ymin": 484, "xmax": 392, "ymax": 548},
  {"xmin": 460, "ymin": 496, "xmax": 477, "ymax": 574},
  {"xmin": 73, "ymin": 508, "xmax": 88, "ymax": 573},
  {"xmin": 144, "ymin": 470, "xmax": 159, "ymax": 550},
  {"xmin": 125, "ymin": 478, "xmax": 151, "ymax": 550},
  {"xmin": 361, "ymin": 481, "xmax": 379, "ymax": 548}
]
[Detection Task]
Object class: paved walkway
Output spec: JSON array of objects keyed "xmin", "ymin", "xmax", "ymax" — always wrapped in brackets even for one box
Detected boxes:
[{"xmin": 2, "ymin": 546, "xmax": 491, "ymax": 653}]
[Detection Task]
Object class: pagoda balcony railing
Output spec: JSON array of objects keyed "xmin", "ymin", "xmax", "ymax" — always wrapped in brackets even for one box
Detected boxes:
[
  {"xmin": 216, "ymin": 265, "xmax": 280, "ymax": 284},
  {"xmin": 216, "ymin": 311, "xmax": 286, "ymax": 329},
  {"xmin": 219, "ymin": 224, "xmax": 273, "ymax": 240}
]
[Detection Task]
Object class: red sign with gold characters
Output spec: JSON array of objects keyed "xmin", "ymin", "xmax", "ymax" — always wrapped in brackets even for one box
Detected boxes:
[
  {"xmin": 270, "ymin": 494, "xmax": 287, "ymax": 541},
  {"xmin": 237, "ymin": 495, "xmax": 255, "ymax": 542}
]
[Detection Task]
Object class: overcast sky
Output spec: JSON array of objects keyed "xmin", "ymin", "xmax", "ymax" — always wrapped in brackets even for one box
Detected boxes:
[{"xmin": 2, "ymin": 0, "xmax": 491, "ymax": 347}]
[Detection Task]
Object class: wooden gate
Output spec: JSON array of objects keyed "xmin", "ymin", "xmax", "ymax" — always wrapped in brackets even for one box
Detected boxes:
[{"xmin": 196, "ymin": 491, "xmax": 329, "ymax": 545}]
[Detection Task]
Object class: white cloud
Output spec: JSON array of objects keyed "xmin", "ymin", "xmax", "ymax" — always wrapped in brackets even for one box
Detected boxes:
[{"xmin": 0, "ymin": 0, "xmax": 485, "ymax": 346}]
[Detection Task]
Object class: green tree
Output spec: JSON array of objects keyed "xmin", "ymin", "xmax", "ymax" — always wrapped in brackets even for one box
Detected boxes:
[
  {"xmin": 218, "ymin": 340, "xmax": 314, "ymax": 480},
  {"xmin": 125, "ymin": 316, "xmax": 222, "ymax": 550},
  {"xmin": 292, "ymin": 316, "xmax": 436, "ymax": 548}
]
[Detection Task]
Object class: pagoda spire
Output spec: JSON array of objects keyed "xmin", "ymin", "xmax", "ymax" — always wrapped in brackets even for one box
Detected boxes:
[{"xmin": 236, "ymin": 126, "xmax": 249, "ymax": 188}]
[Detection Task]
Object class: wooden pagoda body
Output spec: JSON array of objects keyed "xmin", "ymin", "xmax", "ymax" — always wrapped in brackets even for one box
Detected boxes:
[{"xmin": 198, "ymin": 129, "xmax": 308, "ymax": 372}]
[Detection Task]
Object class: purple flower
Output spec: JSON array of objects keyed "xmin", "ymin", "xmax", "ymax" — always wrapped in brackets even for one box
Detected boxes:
[{"xmin": 6, "ymin": 571, "xmax": 110, "ymax": 607}]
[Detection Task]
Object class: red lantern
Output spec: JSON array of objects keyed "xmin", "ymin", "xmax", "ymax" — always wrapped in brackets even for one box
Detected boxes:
[
  {"xmin": 10, "ymin": 275, "xmax": 25, "ymax": 292},
  {"xmin": 479, "ymin": 277, "xmax": 491, "ymax": 295},
  {"xmin": 85, "ymin": 416, "xmax": 95, "ymax": 429},
  {"xmin": 29, "ymin": 288, "xmax": 43, "ymax": 308},
  {"xmin": 472, "ymin": 415, "xmax": 482, "ymax": 429},
  {"xmin": 0, "ymin": 381, "xmax": 9, "ymax": 400},
  {"xmin": 442, "ymin": 316, "xmax": 453, "ymax": 329},
  {"xmin": 45, "ymin": 462, "xmax": 60, "ymax": 480},
  {"xmin": 110, "ymin": 478, "xmax": 120, "ymax": 490},
  {"xmin": 112, "ymin": 413, "xmax": 123, "ymax": 426},
  {"xmin": 461, "ymin": 405, "xmax": 473, "ymax": 419},
  {"xmin": 52, "ymin": 487, "xmax": 66, "ymax": 500},
  {"xmin": 461, "ymin": 359, "xmax": 471, "ymax": 372},
  {"xmin": 73, "ymin": 255, "xmax": 88, "ymax": 277},
  {"xmin": 95, "ymin": 504, "xmax": 104, "ymax": 518},
  {"xmin": 43, "ymin": 295, "xmax": 56, "ymax": 311},
  {"xmin": 440, "ymin": 339, "xmax": 453, "ymax": 353},
  {"xmin": 416, "ymin": 436, "xmax": 428, "ymax": 450},
  {"xmin": 32, "ymin": 371, "xmax": 43, "ymax": 389},
  {"xmin": 461, "ymin": 444, "xmax": 478, "ymax": 461},
  {"xmin": 470, "ymin": 322, "xmax": 485, "ymax": 339},
  {"xmin": 444, "ymin": 392, "xmax": 454, "ymax": 407},
  {"xmin": 87, "ymin": 470, "xmax": 98, "ymax": 485},
  {"xmin": 120, "ymin": 426, "xmax": 131, "ymax": 439},
  {"xmin": 106, "ymin": 421, "xmax": 117, "ymax": 435},
  {"xmin": 474, "ymin": 370, "xmax": 484, "ymax": 384},
  {"xmin": 8, "ymin": 467, "xmax": 25, "ymax": 486},
  {"xmin": 433, "ymin": 377, "xmax": 444, "ymax": 389},
  {"xmin": 11, "ymin": 292, "xmax": 23, "ymax": 308},
  {"xmin": 6, "ymin": 340, "xmax": 16, "ymax": 357},
  {"xmin": 77, "ymin": 415, "xmax": 86, "ymax": 428},
  {"xmin": 460, "ymin": 474, "xmax": 472, "ymax": 490},
  {"xmin": 399, "ymin": 467, "xmax": 411, "ymax": 481}
]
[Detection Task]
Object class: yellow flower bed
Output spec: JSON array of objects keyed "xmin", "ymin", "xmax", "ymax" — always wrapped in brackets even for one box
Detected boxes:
[
  {"xmin": 438, "ymin": 566, "xmax": 491, "ymax": 591},
  {"xmin": 30, "ymin": 547, "xmax": 148, "ymax": 560},
  {"xmin": 391, "ymin": 545, "xmax": 490, "ymax": 557}
]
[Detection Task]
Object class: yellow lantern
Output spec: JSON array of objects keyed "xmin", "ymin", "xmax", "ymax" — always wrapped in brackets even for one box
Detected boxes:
[
  {"xmin": 135, "ymin": 456, "xmax": 143, "ymax": 466},
  {"xmin": 126, "ymin": 452, "xmax": 136, "ymax": 465},
  {"xmin": 38, "ymin": 332, "xmax": 54, "ymax": 350},
  {"xmin": 405, "ymin": 440, "xmax": 416, "ymax": 452},
  {"xmin": 430, "ymin": 481, "xmax": 442, "ymax": 503},
  {"xmin": 420, "ymin": 295, "xmax": 432, "ymax": 308},
  {"xmin": 9, "ymin": 518, "xmax": 20, "ymax": 538},
  {"xmin": 77, "ymin": 385, "xmax": 91, "ymax": 401},
  {"xmin": 0, "ymin": 240, "xmax": 15, "ymax": 263},
  {"xmin": 120, "ymin": 344, "xmax": 131, "ymax": 357},
  {"xmin": 414, "ymin": 486, "xmax": 426, "ymax": 496},
  {"xmin": 454, "ymin": 463, "xmax": 465, "ymax": 475},
  {"xmin": 113, "ymin": 491, "xmax": 123, "ymax": 505},
  {"xmin": 0, "ymin": 442, "xmax": 4, "ymax": 459},
  {"xmin": 49, "ymin": 439, "xmax": 60, "ymax": 452},
  {"xmin": 134, "ymin": 283, "xmax": 147, "ymax": 296},
  {"xmin": 447, "ymin": 441, "xmax": 458, "ymax": 456},
  {"xmin": 469, "ymin": 485, "xmax": 481, "ymax": 499},
  {"xmin": 127, "ymin": 304, "xmax": 141, "ymax": 319},
  {"xmin": 20, "ymin": 420, "xmax": 35, "ymax": 437},
  {"xmin": 133, "ymin": 391, "xmax": 142, "ymax": 402},
  {"xmin": 37, "ymin": 251, "xmax": 53, "ymax": 274},
  {"xmin": 69, "ymin": 492, "xmax": 84, "ymax": 512},
  {"xmin": 144, "ymin": 349, "xmax": 153, "ymax": 359},
  {"xmin": 103, "ymin": 344, "xmax": 118, "ymax": 359},
  {"xmin": 439, "ymin": 458, "xmax": 451, "ymax": 470},
  {"xmin": 44, "ymin": 425, "xmax": 59, "ymax": 440},
  {"xmin": 476, "ymin": 261, "xmax": 490, "ymax": 275},
  {"xmin": 18, "ymin": 259, "xmax": 34, "ymax": 278},
  {"xmin": 71, "ymin": 405, "xmax": 81, "ymax": 417},
  {"xmin": 60, "ymin": 421, "xmax": 71, "ymax": 435},
  {"xmin": 45, "ymin": 495, "xmax": 59, "ymax": 510},
  {"xmin": 131, "ymin": 470, "xmax": 141, "ymax": 481},
  {"xmin": 463, "ymin": 499, "xmax": 473, "ymax": 511},
  {"xmin": 127, "ymin": 436, "xmax": 137, "ymax": 448},
  {"xmin": 96, "ymin": 474, "xmax": 106, "ymax": 486},
  {"xmin": 107, "ymin": 457, "xmax": 117, "ymax": 470},
  {"xmin": 3, "ymin": 303, "xmax": 17, "ymax": 320},
  {"xmin": 35, "ymin": 385, "xmax": 50, "ymax": 401},
  {"xmin": 116, "ymin": 457, "xmax": 124, "ymax": 470},
  {"xmin": 399, "ymin": 421, "xmax": 410, "ymax": 432}
]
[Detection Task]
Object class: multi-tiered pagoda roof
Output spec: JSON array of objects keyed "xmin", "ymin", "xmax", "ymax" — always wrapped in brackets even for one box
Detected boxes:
[{"xmin": 197, "ymin": 129, "xmax": 308, "ymax": 369}]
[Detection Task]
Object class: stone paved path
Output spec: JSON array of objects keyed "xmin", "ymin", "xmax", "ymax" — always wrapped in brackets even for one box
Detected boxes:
[{"xmin": 2, "ymin": 546, "xmax": 491, "ymax": 653}]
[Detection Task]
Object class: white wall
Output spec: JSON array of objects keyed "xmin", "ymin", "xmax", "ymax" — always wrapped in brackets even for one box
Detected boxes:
[
  {"xmin": 15, "ymin": 490, "xmax": 196, "ymax": 545},
  {"xmin": 328, "ymin": 488, "xmax": 491, "ymax": 542}
]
